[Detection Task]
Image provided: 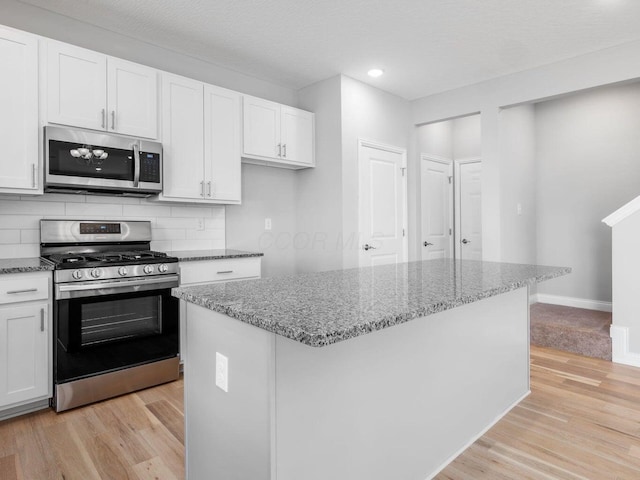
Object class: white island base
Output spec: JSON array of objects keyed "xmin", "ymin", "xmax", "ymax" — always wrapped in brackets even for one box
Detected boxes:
[{"xmin": 184, "ymin": 286, "xmax": 530, "ymax": 480}]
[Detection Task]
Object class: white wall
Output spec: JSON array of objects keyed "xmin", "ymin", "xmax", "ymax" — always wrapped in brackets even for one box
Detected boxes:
[
  {"xmin": 0, "ymin": 193, "xmax": 225, "ymax": 257},
  {"xmin": 500, "ymin": 105, "xmax": 537, "ymax": 265},
  {"xmin": 225, "ymin": 165, "xmax": 297, "ymax": 278},
  {"xmin": 417, "ymin": 121, "xmax": 453, "ymax": 159},
  {"xmin": 535, "ymin": 82, "xmax": 640, "ymax": 303},
  {"xmin": 452, "ymin": 115, "xmax": 481, "ymax": 160}
]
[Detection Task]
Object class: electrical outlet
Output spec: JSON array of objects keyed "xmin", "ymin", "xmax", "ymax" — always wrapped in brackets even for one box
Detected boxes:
[
  {"xmin": 265, "ymin": 218, "xmax": 272, "ymax": 231},
  {"xmin": 516, "ymin": 203, "xmax": 522, "ymax": 216},
  {"xmin": 197, "ymin": 218, "xmax": 205, "ymax": 231},
  {"xmin": 215, "ymin": 352, "xmax": 228, "ymax": 392}
]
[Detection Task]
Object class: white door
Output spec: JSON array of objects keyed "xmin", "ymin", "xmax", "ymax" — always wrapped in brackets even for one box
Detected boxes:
[
  {"xmin": 161, "ymin": 73, "xmax": 205, "ymax": 200},
  {"xmin": 281, "ymin": 106, "xmax": 314, "ymax": 165},
  {"xmin": 457, "ymin": 161, "xmax": 483, "ymax": 260},
  {"xmin": 0, "ymin": 27, "xmax": 39, "ymax": 192},
  {"xmin": 47, "ymin": 42, "xmax": 107, "ymax": 130},
  {"xmin": 421, "ymin": 157, "xmax": 453, "ymax": 260},
  {"xmin": 204, "ymin": 84, "xmax": 241, "ymax": 203},
  {"xmin": 107, "ymin": 58, "xmax": 158, "ymax": 139},
  {"xmin": 242, "ymin": 95, "xmax": 280, "ymax": 159},
  {"xmin": 358, "ymin": 142, "xmax": 407, "ymax": 267},
  {"xmin": 0, "ymin": 304, "xmax": 49, "ymax": 408}
]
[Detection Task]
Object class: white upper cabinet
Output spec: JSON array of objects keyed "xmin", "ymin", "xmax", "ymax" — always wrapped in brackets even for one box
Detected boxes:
[
  {"xmin": 0, "ymin": 26, "xmax": 40, "ymax": 194},
  {"xmin": 204, "ymin": 84, "xmax": 241, "ymax": 203},
  {"xmin": 242, "ymin": 95, "xmax": 315, "ymax": 169},
  {"xmin": 47, "ymin": 42, "xmax": 158, "ymax": 138},
  {"xmin": 159, "ymin": 74, "xmax": 241, "ymax": 204}
]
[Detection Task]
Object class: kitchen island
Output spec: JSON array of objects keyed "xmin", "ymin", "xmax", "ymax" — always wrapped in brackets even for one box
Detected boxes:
[{"xmin": 173, "ymin": 259, "xmax": 569, "ymax": 480}]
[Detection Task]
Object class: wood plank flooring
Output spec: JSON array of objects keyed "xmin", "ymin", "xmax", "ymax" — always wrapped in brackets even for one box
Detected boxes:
[{"xmin": 2, "ymin": 346, "xmax": 640, "ymax": 479}]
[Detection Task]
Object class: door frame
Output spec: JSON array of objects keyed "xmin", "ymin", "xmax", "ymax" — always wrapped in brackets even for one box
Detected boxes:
[
  {"xmin": 357, "ymin": 138, "xmax": 408, "ymax": 264},
  {"xmin": 454, "ymin": 157, "xmax": 482, "ymax": 260},
  {"xmin": 419, "ymin": 154, "xmax": 454, "ymax": 261}
]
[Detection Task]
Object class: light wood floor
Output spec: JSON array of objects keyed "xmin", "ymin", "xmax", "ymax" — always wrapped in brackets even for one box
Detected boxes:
[{"xmin": 2, "ymin": 346, "xmax": 640, "ymax": 479}]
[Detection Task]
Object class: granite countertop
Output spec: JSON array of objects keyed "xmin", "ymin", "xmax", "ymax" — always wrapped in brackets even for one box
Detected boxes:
[
  {"xmin": 173, "ymin": 259, "xmax": 570, "ymax": 348},
  {"xmin": 168, "ymin": 249, "xmax": 264, "ymax": 262},
  {"xmin": 0, "ymin": 257, "xmax": 55, "ymax": 274}
]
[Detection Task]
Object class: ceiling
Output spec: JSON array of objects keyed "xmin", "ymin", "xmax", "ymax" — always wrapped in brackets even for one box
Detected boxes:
[{"xmin": 20, "ymin": 0, "xmax": 640, "ymax": 100}]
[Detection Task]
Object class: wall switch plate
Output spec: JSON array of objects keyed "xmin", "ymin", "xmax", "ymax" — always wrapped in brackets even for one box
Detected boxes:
[
  {"xmin": 517, "ymin": 203, "xmax": 522, "ymax": 216},
  {"xmin": 215, "ymin": 352, "xmax": 228, "ymax": 392},
  {"xmin": 265, "ymin": 218, "xmax": 272, "ymax": 231}
]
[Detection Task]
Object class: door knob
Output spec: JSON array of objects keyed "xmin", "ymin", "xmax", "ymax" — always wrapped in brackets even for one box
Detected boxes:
[
  {"xmin": 363, "ymin": 244, "xmax": 377, "ymax": 251},
  {"xmin": 423, "ymin": 241, "xmax": 433, "ymax": 247},
  {"xmin": 461, "ymin": 238, "xmax": 471, "ymax": 244}
]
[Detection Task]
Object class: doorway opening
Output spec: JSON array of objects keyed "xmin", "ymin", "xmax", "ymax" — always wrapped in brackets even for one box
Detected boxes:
[{"xmin": 417, "ymin": 113, "xmax": 481, "ymax": 261}]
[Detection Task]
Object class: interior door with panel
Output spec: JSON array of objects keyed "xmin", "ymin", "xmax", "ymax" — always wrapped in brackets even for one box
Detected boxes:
[
  {"xmin": 47, "ymin": 42, "xmax": 107, "ymax": 131},
  {"xmin": 107, "ymin": 58, "xmax": 158, "ymax": 138},
  {"xmin": 358, "ymin": 142, "xmax": 407, "ymax": 267},
  {"xmin": 457, "ymin": 160, "xmax": 483, "ymax": 260},
  {"xmin": 421, "ymin": 156, "xmax": 453, "ymax": 260},
  {"xmin": 0, "ymin": 26, "xmax": 39, "ymax": 193},
  {"xmin": 242, "ymin": 96, "xmax": 280, "ymax": 159},
  {"xmin": 204, "ymin": 84, "xmax": 241, "ymax": 203},
  {"xmin": 280, "ymin": 106, "xmax": 314, "ymax": 165},
  {"xmin": 161, "ymin": 73, "xmax": 205, "ymax": 200}
]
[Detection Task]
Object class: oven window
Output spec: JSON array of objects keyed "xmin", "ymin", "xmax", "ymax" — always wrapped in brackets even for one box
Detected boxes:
[
  {"xmin": 49, "ymin": 140, "xmax": 134, "ymax": 181},
  {"xmin": 80, "ymin": 296, "xmax": 161, "ymax": 346}
]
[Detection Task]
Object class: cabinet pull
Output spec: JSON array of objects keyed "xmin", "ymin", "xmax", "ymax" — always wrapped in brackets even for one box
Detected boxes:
[
  {"xmin": 111, "ymin": 110, "xmax": 116, "ymax": 130},
  {"xmin": 6, "ymin": 288, "xmax": 38, "ymax": 295},
  {"xmin": 207, "ymin": 181, "xmax": 212, "ymax": 197},
  {"xmin": 283, "ymin": 144, "xmax": 287, "ymax": 158},
  {"xmin": 200, "ymin": 181, "xmax": 205, "ymax": 197},
  {"xmin": 32, "ymin": 164, "xmax": 37, "ymax": 188},
  {"xmin": 101, "ymin": 109, "xmax": 106, "ymax": 129},
  {"xmin": 277, "ymin": 143, "xmax": 282, "ymax": 157},
  {"xmin": 217, "ymin": 270, "xmax": 234, "ymax": 274},
  {"xmin": 40, "ymin": 308, "xmax": 45, "ymax": 332}
]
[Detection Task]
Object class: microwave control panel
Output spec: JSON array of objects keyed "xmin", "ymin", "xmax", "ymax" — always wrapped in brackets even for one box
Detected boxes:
[{"xmin": 140, "ymin": 152, "xmax": 161, "ymax": 183}]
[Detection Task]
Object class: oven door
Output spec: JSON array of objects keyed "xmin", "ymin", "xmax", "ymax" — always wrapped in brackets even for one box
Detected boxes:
[{"xmin": 54, "ymin": 278, "xmax": 179, "ymax": 384}]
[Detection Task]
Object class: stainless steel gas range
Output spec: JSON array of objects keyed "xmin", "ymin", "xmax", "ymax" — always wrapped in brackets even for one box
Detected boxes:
[{"xmin": 40, "ymin": 219, "xmax": 180, "ymax": 412}]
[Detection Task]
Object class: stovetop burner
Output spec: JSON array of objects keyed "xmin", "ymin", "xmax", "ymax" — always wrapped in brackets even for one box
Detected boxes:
[{"xmin": 45, "ymin": 250, "xmax": 175, "ymax": 269}]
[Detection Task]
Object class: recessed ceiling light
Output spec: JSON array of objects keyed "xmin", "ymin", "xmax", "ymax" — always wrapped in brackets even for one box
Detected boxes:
[{"xmin": 367, "ymin": 68, "xmax": 384, "ymax": 78}]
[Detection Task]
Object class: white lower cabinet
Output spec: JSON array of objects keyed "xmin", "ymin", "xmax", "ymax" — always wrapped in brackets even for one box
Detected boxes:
[
  {"xmin": 178, "ymin": 257, "xmax": 261, "ymax": 365},
  {"xmin": 0, "ymin": 272, "xmax": 52, "ymax": 415}
]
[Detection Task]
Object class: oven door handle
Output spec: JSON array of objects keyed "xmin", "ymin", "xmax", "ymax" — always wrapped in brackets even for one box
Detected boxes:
[{"xmin": 56, "ymin": 275, "xmax": 179, "ymax": 299}]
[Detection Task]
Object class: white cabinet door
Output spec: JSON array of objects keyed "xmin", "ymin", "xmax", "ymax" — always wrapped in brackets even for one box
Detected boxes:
[
  {"xmin": 281, "ymin": 106, "xmax": 315, "ymax": 166},
  {"xmin": 107, "ymin": 58, "xmax": 158, "ymax": 139},
  {"xmin": 242, "ymin": 95, "xmax": 280, "ymax": 159},
  {"xmin": 161, "ymin": 73, "xmax": 205, "ymax": 200},
  {"xmin": 0, "ymin": 304, "xmax": 49, "ymax": 408},
  {"xmin": 47, "ymin": 42, "xmax": 107, "ymax": 131},
  {"xmin": 204, "ymin": 84, "xmax": 241, "ymax": 203},
  {"xmin": 0, "ymin": 27, "xmax": 39, "ymax": 193}
]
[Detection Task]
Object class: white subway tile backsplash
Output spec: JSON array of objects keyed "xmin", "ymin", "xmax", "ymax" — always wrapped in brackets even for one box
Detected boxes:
[
  {"xmin": 65, "ymin": 202, "xmax": 124, "ymax": 217},
  {"xmin": 0, "ymin": 195, "xmax": 226, "ymax": 259},
  {"xmin": 0, "ymin": 230, "xmax": 21, "ymax": 244}
]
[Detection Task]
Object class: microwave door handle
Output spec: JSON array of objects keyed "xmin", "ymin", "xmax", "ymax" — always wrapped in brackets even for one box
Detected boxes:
[{"xmin": 133, "ymin": 143, "xmax": 140, "ymax": 188}]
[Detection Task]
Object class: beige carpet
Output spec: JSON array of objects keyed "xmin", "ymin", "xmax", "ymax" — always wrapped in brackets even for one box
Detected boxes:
[{"xmin": 530, "ymin": 303, "xmax": 612, "ymax": 360}]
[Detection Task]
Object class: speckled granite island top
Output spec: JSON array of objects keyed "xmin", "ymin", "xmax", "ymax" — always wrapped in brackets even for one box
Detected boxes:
[
  {"xmin": 173, "ymin": 259, "xmax": 570, "ymax": 347},
  {"xmin": 168, "ymin": 249, "xmax": 263, "ymax": 261},
  {"xmin": 0, "ymin": 257, "xmax": 55, "ymax": 274}
]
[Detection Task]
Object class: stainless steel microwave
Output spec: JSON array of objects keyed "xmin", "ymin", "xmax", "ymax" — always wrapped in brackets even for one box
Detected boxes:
[{"xmin": 45, "ymin": 126, "xmax": 163, "ymax": 197}]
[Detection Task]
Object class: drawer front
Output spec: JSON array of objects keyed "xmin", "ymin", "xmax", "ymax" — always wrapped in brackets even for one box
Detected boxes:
[
  {"xmin": 179, "ymin": 258, "xmax": 261, "ymax": 285},
  {"xmin": 0, "ymin": 273, "xmax": 50, "ymax": 305}
]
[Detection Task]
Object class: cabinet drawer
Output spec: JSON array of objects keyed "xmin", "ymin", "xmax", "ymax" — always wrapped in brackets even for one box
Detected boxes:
[
  {"xmin": 0, "ymin": 274, "xmax": 50, "ymax": 305},
  {"xmin": 179, "ymin": 258, "xmax": 261, "ymax": 285}
]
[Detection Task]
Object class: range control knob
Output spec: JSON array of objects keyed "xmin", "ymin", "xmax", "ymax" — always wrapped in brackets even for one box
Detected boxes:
[
  {"xmin": 158, "ymin": 264, "xmax": 168, "ymax": 273},
  {"xmin": 143, "ymin": 265, "xmax": 154, "ymax": 275},
  {"xmin": 72, "ymin": 270, "xmax": 83, "ymax": 280},
  {"xmin": 118, "ymin": 266, "xmax": 128, "ymax": 277},
  {"xmin": 91, "ymin": 268, "xmax": 103, "ymax": 278}
]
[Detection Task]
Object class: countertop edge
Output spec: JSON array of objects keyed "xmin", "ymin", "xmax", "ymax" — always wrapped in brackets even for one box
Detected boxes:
[{"xmin": 0, "ymin": 257, "xmax": 55, "ymax": 274}]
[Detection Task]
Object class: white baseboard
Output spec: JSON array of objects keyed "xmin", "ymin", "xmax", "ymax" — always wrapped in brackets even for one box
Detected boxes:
[
  {"xmin": 424, "ymin": 390, "xmax": 531, "ymax": 480},
  {"xmin": 531, "ymin": 293, "xmax": 612, "ymax": 312},
  {"xmin": 610, "ymin": 325, "xmax": 640, "ymax": 367}
]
